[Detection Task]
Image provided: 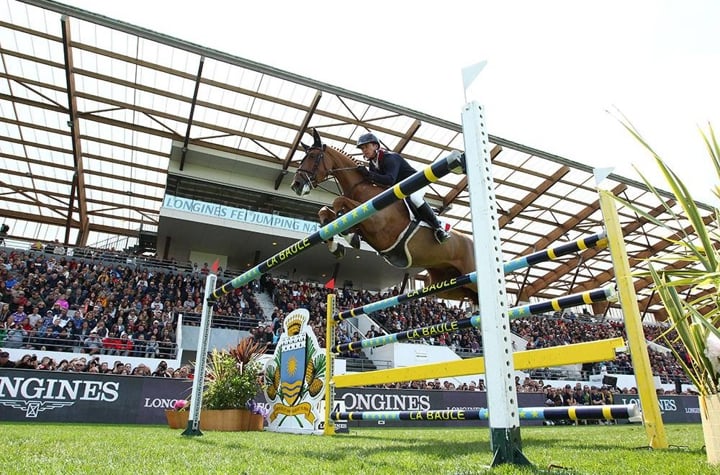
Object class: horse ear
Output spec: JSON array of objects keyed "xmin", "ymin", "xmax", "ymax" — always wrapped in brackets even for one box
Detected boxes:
[
  {"xmin": 312, "ymin": 128, "xmax": 322, "ymax": 147},
  {"xmin": 301, "ymin": 142, "xmax": 309, "ymax": 152}
]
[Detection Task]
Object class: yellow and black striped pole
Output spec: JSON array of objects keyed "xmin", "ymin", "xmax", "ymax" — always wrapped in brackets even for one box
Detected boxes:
[
  {"xmin": 331, "ymin": 404, "xmax": 639, "ymax": 423},
  {"xmin": 334, "ymin": 286, "xmax": 614, "ymax": 354},
  {"xmin": 335, "ymin": 232, "xmax": 607, "ymax": 322}
]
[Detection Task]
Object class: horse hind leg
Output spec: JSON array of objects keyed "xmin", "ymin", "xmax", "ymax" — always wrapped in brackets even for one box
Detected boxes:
[
  {"xmin": 427, "ymin": 267, "xmax": 478, "ymax": 304},
  {"xmin": 345, "ymin": 232, "xmax": 361, "ymax": 249}
]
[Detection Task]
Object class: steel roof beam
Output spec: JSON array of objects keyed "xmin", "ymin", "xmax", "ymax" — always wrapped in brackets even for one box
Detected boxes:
[
  {"xmin": 9, "ymin": 4, "xmax": 710, "ymax": 206},
  {"xmin": 499, "ymin": 166, "xmax": 570, "ymax": 228},
  {"xmin": 179, "ymin": 57, "xmax": 205, "ymax": 171},
  {"xmin": 520, "ymin": 200, "xmax": 673, "ymax": 299},
  {"xmin": 0, "ymin": 208, "xmax": 151, "ymax": 236},
  {"xmin": 441, "ymin": 145, "xmax": 502, "ymax": 211},
  {"xmin": 512, "ymin": 183, "xmax": 625, "ymax": 300},
  {"xmin": 275, "ymin": 90, "xmax": 322, "ymax": 190},
  {"xmin": 60, "ymin": 15, "xmax": 89, "ymax": 246},
  {"xmin": 393, "ymin": 119, "xmax": 422, "ymax": 154}
]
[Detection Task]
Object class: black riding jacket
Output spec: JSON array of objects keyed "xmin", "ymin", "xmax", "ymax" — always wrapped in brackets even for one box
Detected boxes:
[{"xmin": 367, "ymin": 150, "xmax": 417, "ymax": 187}]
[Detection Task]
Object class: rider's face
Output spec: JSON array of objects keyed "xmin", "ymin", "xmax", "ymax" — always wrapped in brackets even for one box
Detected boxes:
[{"xmin": 359, "ymin": 143, "xmax": 378, "ymax": 160}]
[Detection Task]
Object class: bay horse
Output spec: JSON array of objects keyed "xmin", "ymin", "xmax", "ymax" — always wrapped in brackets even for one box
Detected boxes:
[{"xmin": 290, "ymin": 129, "xmax": 477, "ymax": 303}]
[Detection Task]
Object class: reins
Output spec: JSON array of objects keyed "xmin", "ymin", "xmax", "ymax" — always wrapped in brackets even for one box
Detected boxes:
[
  {"xmin": 298, "ymin": 146, "xmax": 369, "ymax": 197},
  {"xmin": 331, "ymin": 167, "xmax": 366, "ymax": 196}
]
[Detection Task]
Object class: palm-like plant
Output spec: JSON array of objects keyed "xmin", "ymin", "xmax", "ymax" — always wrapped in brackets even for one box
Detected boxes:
[
  {"xmin": 229, "ymin": 336, "xmax": 268, "ymax": 368},
  {"xmin": 612, "ymin": 118, "xmax": 720, "ymax": 396},
  {"xmin": 202, "ymin": 337, "xmax": 267, "ymax": 410}
]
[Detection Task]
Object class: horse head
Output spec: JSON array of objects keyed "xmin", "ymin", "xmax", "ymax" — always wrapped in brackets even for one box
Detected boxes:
[{"xmin": 290, "ymin": 129, "xmax": 329, "ymax": 196}]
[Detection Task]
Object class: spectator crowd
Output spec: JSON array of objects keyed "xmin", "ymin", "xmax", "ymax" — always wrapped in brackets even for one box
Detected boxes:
[
  {"xmin": 0, "ymin": 245, "xmax": 263, "ymax": 373},
  {"xmin": 0, "ymin": 243, "xmax": 692, "ymax": 395},
  {"xmin": 258, "ymin": 275, "xmax": 689, "ymax": 388}
]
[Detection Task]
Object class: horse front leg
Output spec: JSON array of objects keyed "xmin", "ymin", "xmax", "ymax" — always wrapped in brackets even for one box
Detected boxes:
[
  {"xmin": 318, "ymin": 206, "xmax": 345, "ymax": 259},
  {"xmin": 318, "ymin": 205, "xmax": 336, "ymax": 226},
  {"xmin": 331, "ymin": 197, "xmax": 362, "ymax": 249}
]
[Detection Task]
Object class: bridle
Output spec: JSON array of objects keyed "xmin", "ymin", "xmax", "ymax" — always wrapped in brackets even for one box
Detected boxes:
[
  {"xmin": 295, "ymin": 146, "xmax": 366, "ymax": 196},
  {"xmin": 295, "ymin": 146, "xmax": 325, "ymax": 189}
]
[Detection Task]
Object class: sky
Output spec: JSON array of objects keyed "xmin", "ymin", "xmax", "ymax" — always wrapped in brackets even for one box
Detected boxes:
[{"xmin": 62, "ymin": 0, "xmax": 720, "ymax": 202}]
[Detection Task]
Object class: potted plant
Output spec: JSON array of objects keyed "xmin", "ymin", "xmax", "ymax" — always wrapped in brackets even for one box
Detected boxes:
[
  {"xmin": 613, "ymin": 120, "xmax": 720, "ymax": 464},
  {"xmin": 165, "ymin": 399, "xmax": 189, "ymax": 429},
  {"xmin": 199, "ymin": 337, "xmax": 267, "ymax": 431}
]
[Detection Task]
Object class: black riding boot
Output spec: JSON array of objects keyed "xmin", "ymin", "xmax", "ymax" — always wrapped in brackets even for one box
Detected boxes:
[{"xmin": 416, "ymin": 202, "xmax": 450, "ymax": 244}]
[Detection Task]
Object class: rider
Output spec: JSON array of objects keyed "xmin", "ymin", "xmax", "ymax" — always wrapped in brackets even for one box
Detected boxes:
[{"xmin": 356, "ymin": 132, "xmax": 451, "ymax": 244}]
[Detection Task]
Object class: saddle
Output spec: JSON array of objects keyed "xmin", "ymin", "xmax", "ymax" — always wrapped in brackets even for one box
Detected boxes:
[
  {"xmin": 378, "ymin": 220, "xmax": 421, "ymax": 268},
  {"xmin": 348, "ymin": 201, "xmax": 449, "ymax": 268}
]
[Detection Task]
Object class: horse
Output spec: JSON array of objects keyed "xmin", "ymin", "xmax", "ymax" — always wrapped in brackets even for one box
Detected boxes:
[{"xmin": 290, "ymin": 129, "xmax": 477, "ymax": 303}]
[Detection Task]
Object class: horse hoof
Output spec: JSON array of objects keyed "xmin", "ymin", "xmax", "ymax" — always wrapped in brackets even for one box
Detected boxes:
[
  {"xmin": 328, "ymin": 240, "xmax": 345, "ymax": 259},
  {"xmin": 345, "ymin": 233, "xmax": 361, "ymax": 249},
  {"xmin": 332, "ymin": 246, "xmax": 345, "ymax": 259}
]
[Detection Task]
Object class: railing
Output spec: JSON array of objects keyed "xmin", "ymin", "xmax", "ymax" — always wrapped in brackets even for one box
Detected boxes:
[
  {"xmin": 0, "ymin": 241, "xmax": 253, "ymax": 280},
  {"xmin": 344, "ymin": 357, "xmax": 392, "ymax": 372},
  {"xmin": 2, "ymin": 335, "xmax": 179, "ymax": 360},
  {"xmin": 181, "ymin": 312, "xmax": 265, "ymax": 332}
]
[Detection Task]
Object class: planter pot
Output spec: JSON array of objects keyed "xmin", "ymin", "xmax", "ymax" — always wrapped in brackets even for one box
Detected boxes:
[
  {"xmin": 165, "ymin": 410, "xmax": 189, "ymax": 429},
  {"xmin": 700, "ymin": 394, "xmax": 720, "ymax": 465},
  {"xmin": 248, "ymin": 413, "xmax": 265, "ymax": 431},
  {"xmin": 199, "ymin": 409, "xmax": 250, "ymax": 432}
]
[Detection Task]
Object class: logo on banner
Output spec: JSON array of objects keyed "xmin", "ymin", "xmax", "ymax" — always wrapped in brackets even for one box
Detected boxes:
[
  {"xmin": 0, "ymin": 399, "xmax": 75, "ymax": 417},
  {"xmin": 0, "ymin": 375, "xmax": 119, "ymax": 418},
  {"xmin": 264, "ymin": 309, "xmax": 325, "ymax": 434}
]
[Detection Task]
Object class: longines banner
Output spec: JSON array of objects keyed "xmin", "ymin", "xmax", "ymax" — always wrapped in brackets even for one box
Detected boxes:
[
  {"xmin": 0, "ymin": 369, "xmax": 702, "ymax": 426},
  {"xmin": 0, "ymin": 369, "xmax": 191, "ymax": 423}
]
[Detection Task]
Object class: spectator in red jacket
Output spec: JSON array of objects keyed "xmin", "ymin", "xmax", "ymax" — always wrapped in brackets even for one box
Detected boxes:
[{"xmin": 116, "ymin": 332, "xmax": 134, "ymax": 357}]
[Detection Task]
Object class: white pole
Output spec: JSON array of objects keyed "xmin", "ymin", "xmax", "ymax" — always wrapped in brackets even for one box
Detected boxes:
[
  {"xmin": 182, "ymin": 273, "xmax": 216, "ymax": 436},
  {"xmin": 462, "ymin": 101, "xmax": 530, "ymax": 466}
]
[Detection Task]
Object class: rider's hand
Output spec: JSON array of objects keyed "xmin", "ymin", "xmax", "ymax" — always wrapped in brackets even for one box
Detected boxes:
[{"xmin": 357, "ymin": 166, "xmax": 370, "ymax": 177}]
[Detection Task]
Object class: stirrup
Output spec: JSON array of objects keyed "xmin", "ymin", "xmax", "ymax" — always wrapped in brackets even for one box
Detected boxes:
[{"xmin": 434, "ymin": 228, "xmax": 451, "ymax": 244}]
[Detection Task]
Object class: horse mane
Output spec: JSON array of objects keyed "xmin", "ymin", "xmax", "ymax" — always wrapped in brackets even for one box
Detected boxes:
[{"xmin": 327, "ymin": 145, "xmax": 363, "ymax": 166}]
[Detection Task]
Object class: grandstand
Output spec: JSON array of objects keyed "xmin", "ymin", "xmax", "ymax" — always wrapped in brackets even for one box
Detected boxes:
[
  {"xmin": 0, "ymin": 241, "xmax": 693, "ymax": 396},
  {"xmin": 0, "ymin": 0, "xmax": 711, "ymax": 396}
]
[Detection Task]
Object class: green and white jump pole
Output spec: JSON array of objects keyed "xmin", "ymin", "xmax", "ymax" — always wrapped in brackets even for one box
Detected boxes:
[{"xmin": 182, "ymin": 273, "xmax": 216, "ymax": 436}]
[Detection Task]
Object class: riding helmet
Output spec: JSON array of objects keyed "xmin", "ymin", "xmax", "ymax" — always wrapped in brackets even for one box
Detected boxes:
[{"xmin": 356, "ymin": 132, "xmax": 380, "ymax": 148}]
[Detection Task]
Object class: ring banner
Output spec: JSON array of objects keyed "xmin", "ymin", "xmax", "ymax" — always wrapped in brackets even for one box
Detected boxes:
[
  {"xmin": 0, "ymin": 369, "xmax": 192, "ymax": 423},
  {"xmin": 0, "ymin": 369, "xmax": 702, "ymax": 425},
  {"xmin": 329, "ymin": 388, "xmax": 702, "ymax": 428}
]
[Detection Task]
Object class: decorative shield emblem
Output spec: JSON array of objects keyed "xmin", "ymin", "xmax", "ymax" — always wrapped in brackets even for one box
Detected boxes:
[
  {"xmin": 264, "ymin": 309, "xmax": 326, "ymax": 434},
  {"xmin": 280, "ymin": 345, "xmax": 306, "ymax": 406}
]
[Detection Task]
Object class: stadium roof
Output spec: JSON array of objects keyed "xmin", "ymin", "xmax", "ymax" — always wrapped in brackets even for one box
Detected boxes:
[{"xmin": 1, "ymin": 0, "xmax": 715, "ymax": 320}]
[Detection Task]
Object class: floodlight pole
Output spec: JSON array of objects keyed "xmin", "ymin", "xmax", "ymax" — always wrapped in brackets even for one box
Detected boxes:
[
  {"xmin": 463, "ymin": 100, "xmax": 531, "ymax": 467},
  {"xmin": 182, "ymin": 273, "xmax": 216, "ymax": 436}
]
